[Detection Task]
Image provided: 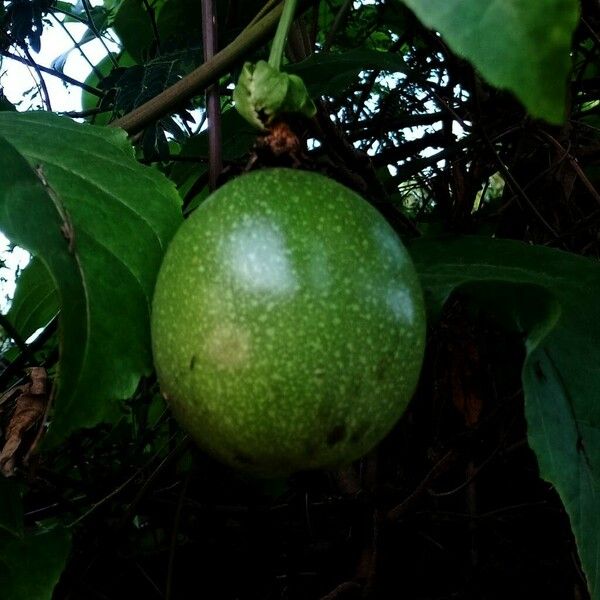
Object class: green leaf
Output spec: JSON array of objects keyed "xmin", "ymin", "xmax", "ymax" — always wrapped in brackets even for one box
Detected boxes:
[
  {"xmin": 6, "ymin": 258, "xmax": 58, "ymax": 342},
  {"xmin": 113, "ymin": 0, "xmax": 206, "ymax": 63},
  {"xmin": 0, "ymin": 478, "xmax": 23, "ymax": 538},
  {"xmin": 0, "ymin": 527, "xmax": 70, "ymax": 600},
  {"xmin": 155, "ymin": 0, "xmax": 202, "ymax": 49},
  {"xmin": 112, "ymin": 0, "xmax": 163, "ymax": 63},
  {"xmin": 409, "ymin": 236, "xmax": 600, "ymax": 598},
  {"xmin": 80, "ymin": 52, "xmax": 136, "ymax": 125},
  {"xmin": 398, "ymin": 0, "xmax": 579, "ymax": 124},
  {"xmin": 0, "ymin": 94, "xmax": 16, "ymax": 112},
  {"xmin": 0, "ymin": 112, "xmax": 182, "ymax": 445},
  {"xmin": 288, "ymin": 49, "xmax": 408, "ymax": 98}
]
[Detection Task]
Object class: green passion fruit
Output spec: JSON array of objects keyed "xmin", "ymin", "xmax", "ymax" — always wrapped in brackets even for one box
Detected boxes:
[{"xmin": 151, "ymin": 168, "xmax": 426, "ymax": 476}]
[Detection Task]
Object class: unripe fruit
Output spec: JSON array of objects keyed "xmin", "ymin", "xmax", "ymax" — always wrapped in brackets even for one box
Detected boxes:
[{"xmin": 151, "ymin": 168, "xmax": 425, "ymax": 476}]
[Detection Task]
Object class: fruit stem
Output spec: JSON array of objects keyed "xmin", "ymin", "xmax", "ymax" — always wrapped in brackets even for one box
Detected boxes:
[{"xmin": 268, "ymin": 0, "xmax": 299, "ymax": 71}]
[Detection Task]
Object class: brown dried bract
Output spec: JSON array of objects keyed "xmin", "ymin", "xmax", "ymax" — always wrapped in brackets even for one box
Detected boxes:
[
  {"xmin": 0, "ymin": 367, "xmax": 48, "ymax": 477},
  {"xmin": 259, "ymin": 120, "xmax": 302, "ymax": 157}
]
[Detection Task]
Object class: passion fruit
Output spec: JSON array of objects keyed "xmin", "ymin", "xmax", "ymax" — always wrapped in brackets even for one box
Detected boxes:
[{"xmin": 151, "ymin": 168, "xmax": 425, "ymax": 476}]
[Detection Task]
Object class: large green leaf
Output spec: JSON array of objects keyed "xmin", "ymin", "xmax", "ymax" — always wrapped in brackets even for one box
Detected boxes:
[
  {"xmin": 0, "ymin": 527, "xmax": 70, "ymax": 600},
  {"xmin": 6, "ymin": 258, "xmax": 58, "ymax": 342},
  {"xmin": 398, "ymin": 0, "xmax": 579, "ymax": 124},
  {"xmin": 112, "ymin": 0, "xmax": 163, "ymax": 63},
  {"xmin": 0, "ymin": 112, "xmax": 182, "ymax": 444},
  {"xmin": 408, "ymin": 236, "xmax": 600, "ymax": 598},
  {"xmin": 113, "ymin": 0, "xmax": 205, "ymax": 63},
  {"xmin": 0, "ymin": 478, "xmax": 23, "ymax": 538}
]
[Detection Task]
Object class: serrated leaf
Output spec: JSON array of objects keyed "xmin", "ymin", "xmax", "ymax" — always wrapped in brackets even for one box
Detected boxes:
[
  {"xmin": 0, "ymin": 112, "xmax": 182, "ymax": 445},
  {"xmin": 6, "ymin": 258, "xmax": 58, "ymax": 342},
  {"xmin": 409, "ymin": 236, "xmax": 600, "ymax": 598},
  {"xmin": 398, "ymin": 0, "xmax": 579, "ymax": 124},
  {"xmin": 0, "ymin": 526, "xmax": 70, "ymax": 600}
]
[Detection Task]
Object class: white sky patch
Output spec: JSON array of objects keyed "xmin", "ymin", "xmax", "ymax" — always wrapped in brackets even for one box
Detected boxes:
[
  {"xmin": 0, "ymin": 235, "xmax": 31, "ymax": 312},
  {"xmin": 1, "ymin": 14, "xmax": 119, "ymax": 113}
]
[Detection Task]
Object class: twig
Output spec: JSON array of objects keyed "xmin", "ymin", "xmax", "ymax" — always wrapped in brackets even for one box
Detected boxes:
[
  {"xmin": 473, "ymin": 87, "xmax": 560, "ymax": 238},
  {"xmin": 68, "ymin": 431, "xmax": 184, "ymax": 527},
  {"xmin": 247, "ymin": 0, "xmax": 283, "ymax": 29},
  {"xmin": 539, "ymin": 130, "xmax": 600, "ymax": 208},
  {"xmin": 20, "ymin": 45, "xmax": 52, "ymax": 111},
  {"xmin": 81, "ymin": 0, "xmax": 119, "ymax": 68},
  {"xmin": 142, "ymin": 0, "xmax": 162, "ymax": 55},
  {"xmin": 134, "ymin": 562, "xmax": 163, "ymax": 598},
  {"xmin": 319, "ymin": 581, "xmax": 362, "ymax": 600},
  {"xmin": 118, "ymin": 435, "xmax": 192, "ymax": 527},
  {"xmin": 0, "ymin": 317, "xmax": 58, "ymax": 390},
  {"xmin": 60, "ymin": 106, "xmax": 111, "ymax": 118},
  {"xmin": 324, "ymin": 0, "xmax": 352, "ymax": 51},
  {"xmin": 165, "ymin": 469, "xmax": 192, "ymax": 600},
  {"xmin": 386, "ymin": 449, "xmax": 458, "ymax": 522},
  {"xmin": 49, "ymin": 12, "xmax": 103, "ymax": 79},
  {"xmin": 0, "ymin": 314, "xmax": 35, "ymax": 363}
]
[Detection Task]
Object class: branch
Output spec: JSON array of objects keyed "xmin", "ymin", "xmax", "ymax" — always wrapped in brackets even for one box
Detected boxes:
[
  {"xmin": 0, "ymin": 49, "xmax": 104, "ymax": 97},
  {"xmin": 347, "ymin": 112, "xmax": 448, "ymax": 142},
  {"xmin": 110, "ymin": 2, "xmax": 302, "ymax": 135}
]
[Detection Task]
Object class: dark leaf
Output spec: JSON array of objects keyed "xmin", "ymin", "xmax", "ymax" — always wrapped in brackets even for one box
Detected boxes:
[{"xmin": 409, "ymin": 235, "xmax": 600, "ymax": 596}]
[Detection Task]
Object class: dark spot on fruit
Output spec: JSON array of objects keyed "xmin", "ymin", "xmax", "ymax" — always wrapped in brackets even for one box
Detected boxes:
[
  {"xmin": 233, "ymin": 451, "xmax": 255, "ymax": 466},
  {"xmin": 318, "ymin": 404, "xmax": 333, "ymax": 421},
  {"xmin": 350, "ymin": 422, "xmax": 369, "ymax": 444},
  {"xmin": 349, "ymin": 378, "xmax": 363, "ymax": 398},
  {"xmin": 305, "ymin": 442, "xmax": 318, "ymax": 458},
  {"xmin": 375, "ymin": 352, "xmax": 393, "ymax": 381},
  {"xmin": 326, "ymin": 423, "xmax": 347, "ymax": 446},
  {"xmin": 189, "ymin": 355, "xmax": 197, "ymax": 370}
]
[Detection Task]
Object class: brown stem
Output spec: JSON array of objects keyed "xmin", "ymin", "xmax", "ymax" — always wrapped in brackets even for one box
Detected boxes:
[{"xmin": 202, "ymin": 0, "xmax": 222, "ymax": 190}]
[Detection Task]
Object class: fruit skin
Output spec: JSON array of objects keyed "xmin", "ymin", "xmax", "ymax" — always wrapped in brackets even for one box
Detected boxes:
[{"xmin": 151, "ymin": 168, "xmax": 426, "ymax": 476}]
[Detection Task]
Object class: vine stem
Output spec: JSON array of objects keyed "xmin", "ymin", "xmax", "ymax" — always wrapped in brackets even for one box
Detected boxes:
[
  {"xmin": 268, "ymin": 0, "xmax": 299, "ymax": 70},
  {"xmin": 202, "ymin": 0, "xmax": 222, "ymax": 190}
]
